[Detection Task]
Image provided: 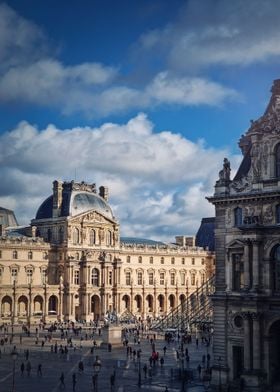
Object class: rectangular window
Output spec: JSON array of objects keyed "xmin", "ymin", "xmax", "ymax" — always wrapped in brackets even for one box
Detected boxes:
[
  {"xmin": 192, "ymin": 258, "xmax": 195, "ymax": 265},
  {"xmin": 170, "ymin": 273, "xmax": 175, "ymax": 285},
  {"xmin": 137, "ymin": 272, "xmax": 143, "ymax": 285},
  {"xmin": 181, "ymin": 258, "xmax": 185, "ymax": 265},
  {"xmin": 27, "ymin": 269, "xmax": 33, "ymax": 284},
  {"xmin": 0, "ymin": 250, "xmax": 2, "ymax": 258},
  {"xmin": 191, "ymin": 273, "xmax": 195, "ymax": 286},
  {"xmin": 74, "ymin": 270, "xmax": 80, "ymax": 285},
  {"xmin": 149, "ymin": 257, "xmax": 153, "ymax": 264},
  {"xmin": 171, "ymin": 257, "xmax": 175, "ymax": 265},
  {"xmin": 125, "ymin": 272, "xmax": 131, "ymax": 285},
  {"xmin": 11, "ymin": 268, "xmax": 18, "ymax": 283},
  {"xmin": 181, "ymin": 273, "xmax": 185, "ymax": 285},
  {"xmin": 160, "ymin": 273, "xmax": 165, "ymax": 285},
  {"xmin": 109, "ymin": 271, "xmax": 113, "ymax": 285},
  {"xmin": 41, "ymin": 269, "xmax": 47, "ymax": 284},
  {"xmin": 148, "ymin": 273, "xmax": 154, "ymax": 285},
  {"xmin": 0, "ymin": 268, "xmax": 2, "ymax": 283},
  {"xmin": 232, "ymin": 254, "xmax": 244, "ymax": 291}
]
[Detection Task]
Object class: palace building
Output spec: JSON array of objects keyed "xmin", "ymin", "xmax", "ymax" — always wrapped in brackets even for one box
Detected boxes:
[
  {"xmin": 0, "ymin": 180, "xmax": 214, "ymax": 325},
  {"xmin": 208, "ymin": 79, "xmax": 280, "ymax": 391}
]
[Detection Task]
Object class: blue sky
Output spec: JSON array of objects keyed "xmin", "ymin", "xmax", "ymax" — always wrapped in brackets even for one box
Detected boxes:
[{"xmin": 0, "ymin": 0, "xmax": 279, "ymax": 240}]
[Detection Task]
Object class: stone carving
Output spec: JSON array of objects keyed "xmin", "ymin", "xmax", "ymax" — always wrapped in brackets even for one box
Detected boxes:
[
  {"xmin": 231, "ymin": 176, "xmax": 251, "ymax": 193},
  {"xmin": 262, "ymin": 142, "xmax": 269, "ymax": 174},
  {"xmin": 226, "ymin": 208, "xmax": 231, "ymax": 225},
  {"xmin": 217, "ymin": 158, "xmax": 231, "ymax": 185},
  {"xmin": 251, "ymin": 143, "xmax": 262, "ymax": 179},
  {"xmin": 263, "ymin": 205, "xmax": 274, "ymax": 224}
]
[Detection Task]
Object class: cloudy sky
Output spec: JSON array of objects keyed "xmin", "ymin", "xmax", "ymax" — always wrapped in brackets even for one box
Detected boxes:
[{"xmin": 0, "ymin": 0, "xmax": 279, "ymax": 241}]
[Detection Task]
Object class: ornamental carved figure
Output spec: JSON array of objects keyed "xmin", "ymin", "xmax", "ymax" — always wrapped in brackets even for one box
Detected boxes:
[{"xmin": 263, "ymin": 205, "xmax": 274, "ymax": 224}]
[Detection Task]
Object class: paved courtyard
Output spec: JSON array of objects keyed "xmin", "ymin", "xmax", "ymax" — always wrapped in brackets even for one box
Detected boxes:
[{"xmin": 0, "ymin": 325, "xmax": 212, "ymax": 391}]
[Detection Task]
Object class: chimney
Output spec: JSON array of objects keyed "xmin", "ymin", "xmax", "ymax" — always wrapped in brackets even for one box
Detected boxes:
[
  {"xmin": 99, "ymin": 186, "xmax": 109, "ymax": 201},
  {"xmin": 52, "ymin": 180, "xmax": 63, "ymax": 218}
]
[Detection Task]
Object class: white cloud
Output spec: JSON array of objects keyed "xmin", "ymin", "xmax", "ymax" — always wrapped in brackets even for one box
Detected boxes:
[
  {"xmin": 0, "ymin": 3, "xmax": 240, "ymax": 116},
  {"xmin": 137, "ymin": 0, "xmax": 280, "ymax": 70},
  {"xmin": 0, "ymin": 114, "xmax": 240, "ymax": 240}
]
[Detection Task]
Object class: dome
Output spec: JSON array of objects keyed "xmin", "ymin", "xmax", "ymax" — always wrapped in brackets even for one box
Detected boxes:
[{"xmin": 35, "ymin": 188, "xmax": 114, "ymax": 221}]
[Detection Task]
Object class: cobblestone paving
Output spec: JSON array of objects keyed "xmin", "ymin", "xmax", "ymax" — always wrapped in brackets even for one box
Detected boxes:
[{"xmin": 0, "ymin": 326, "xmax": 212, "ymax": 392}]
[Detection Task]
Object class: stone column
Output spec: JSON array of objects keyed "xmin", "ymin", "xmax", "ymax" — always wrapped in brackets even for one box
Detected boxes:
[
  {"xmin": 252, "ymin": 312, "xmax": 261, "ymax": 370},
  {"xmin": 252, "ymin": 240, "xmax": 260, "ymax": 290},
  {"xmin": 243, "ymin": 312, "xmax": 251, "ymax": 370},
  {"xmin": 244, "ymin": 241, "xmax": 250, "ymax": 289}
]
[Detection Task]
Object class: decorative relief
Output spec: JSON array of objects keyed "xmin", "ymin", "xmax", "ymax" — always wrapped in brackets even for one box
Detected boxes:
[
  {"xmin": 226, "ymin": 208, "xmax": 231, "ymax": 225},
  {"xmin": 231, "ymin": 176, "xmax": 251, "ymax": 193},
  {"xmin": 262, "ymin": 142, "xmax": 269, "ymax": 175},
  {"xmin": 251, "ymin": 143, "xmax": 262, "ymax": 179},
  {"xmin": 262, "ymin": 205, "xmax": 274, "ymax": 224}
]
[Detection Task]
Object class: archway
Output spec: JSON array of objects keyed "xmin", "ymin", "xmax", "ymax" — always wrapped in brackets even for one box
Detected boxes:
[
  {"xmin": 269, "ymin": 319, "xmax": 280, "ymax": 384},
  {"xmin": 34, "ymin": 295, "xmax": 43, "ymax": 315},
  {"xmin": 158, "ymin": 294, "xmax": 165, "ymax": 313},
  {"xmin": 122, "ymin": 295, "xmax": 130, "ymax": 311},
  {"xmin": 169, "ymin": 294, "xmax": 175, "ymax": 309},
  {"xmin": 146, "ymin": 294, "xmax": 153, "ymax": 313},
  {"xmin": 1, "ymin": 296, "xmax": 12, "ymax": 316},
  {"xmin": 18, "ymin": 295, "xmax": 28, "ymax": 316},
  {"xmin": 91, "ymin": 295, "xmax": 100, "ymax": 321},
  {"xmin": 48, "ymin": 295, "xmax": 58, "ymax": 314},
  {"xmin": 134, "ymin": 295, "xmax": 142, "ymax": 313}
]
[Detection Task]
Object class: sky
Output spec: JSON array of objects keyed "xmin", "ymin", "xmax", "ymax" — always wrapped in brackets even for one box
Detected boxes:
[{"xmin": 0, "ymin": 0, "xmax": 280, "ymax": 241}]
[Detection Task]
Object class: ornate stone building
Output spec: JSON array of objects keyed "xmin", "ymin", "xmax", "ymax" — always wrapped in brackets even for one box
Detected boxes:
[
  {"xmin": 0, "ymin": 180, "xmax": 214, "ymax": 325},
  {"xmin": 208, "ymin": 80, "xmax": 280, "ymax": 390}
]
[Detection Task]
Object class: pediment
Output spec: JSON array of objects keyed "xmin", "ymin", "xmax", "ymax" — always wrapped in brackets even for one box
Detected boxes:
[
  {"xmin": 69, "ymin": 210, "xmax": 116, "ymax": 225},
  {"xmin": 226, "ymin": 239, "xmax": 245, "ymax": 249}
]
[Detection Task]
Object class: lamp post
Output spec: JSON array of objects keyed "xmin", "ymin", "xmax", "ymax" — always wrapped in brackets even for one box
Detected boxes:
[
  {"xmin": 11, "ymin": 348, "xmax": 18, "ymax": 392},
  {"xmin": 218, "ymin": 356, "xmax": 222, "ymax": 392},
  {"xmin": 93, "ymin": 357, "xmax": 101, "ymax": 392}
]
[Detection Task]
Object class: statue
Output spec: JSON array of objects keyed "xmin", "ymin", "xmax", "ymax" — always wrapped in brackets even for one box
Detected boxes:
[{"xmin": 217, "ymin": 158, "xmax": 231, "ymax": 185}]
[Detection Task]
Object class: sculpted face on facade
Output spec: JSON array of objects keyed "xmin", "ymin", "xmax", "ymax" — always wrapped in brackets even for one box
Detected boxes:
[
  {"xmin": 0, "ymin": 180, "xmax": 214, "ymax": 325},
  {"xmin": 209, "ymin": 79, "xmax": 280, "ymax": 391}
]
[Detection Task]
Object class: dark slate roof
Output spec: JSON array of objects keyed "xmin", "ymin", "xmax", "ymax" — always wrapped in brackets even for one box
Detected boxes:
[
  {"xmin": 233, "ymin": 147, "xmax": 251, "ymax": 181},
  {"xmin": 0, "ymin": 207, "xmax": 18, "ymax": 227},
  {"xmin": 120, "ymin": 237, "xmax": 165, "ymax": 245},
  {"xmin": 36, "ymin": 191, "xmax": 113, "ymax": 220},
  {"xmin": 195, "ymin": 217, "xmax": 215, "ymax": 251}
]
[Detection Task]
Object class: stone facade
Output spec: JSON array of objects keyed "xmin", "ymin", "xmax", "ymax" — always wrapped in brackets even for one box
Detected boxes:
[
  {"xmin": 0, "ymin": 181, "xmax": 214, "ymax": 326},
  {"xmin": 208, "ymin": 80, "xmax": 280, "ymax": 391}
]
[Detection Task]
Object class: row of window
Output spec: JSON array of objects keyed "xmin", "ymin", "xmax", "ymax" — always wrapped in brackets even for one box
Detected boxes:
[
  {"xmin": 126, "ymin": 255, "xmax": 204, "ymax": 265},
  {"xmin": 0, "ymin": 268, "xmax": 47, "ymax": 285},
  {"xmin": 125, "ymin": 271, "xmax": 205, "ymax": 286},
  {"xmin": 0, "ymin": 250, "xmax": 48, "ymax": 260}
]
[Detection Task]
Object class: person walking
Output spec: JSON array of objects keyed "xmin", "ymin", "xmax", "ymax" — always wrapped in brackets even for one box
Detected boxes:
[
  {"xmin": 37, "ymin": 363, "xmax": 42, "ymax": 377},
  {"xmin": 59, "ymin": 372, "xmax": 65, "ymax": 389},
  {"xmin": 197, "ymin": 364, "xmax": 202, "ymax": 379},
  {"xmin": 110, "ymin": 373, "xmax": 115, "ymax": 391},
  {"xmin": 143, "ymin": 364, "xmax": 148, "ymax": 378},
  {"xmin": 72, "ymin": 373, "xmax": 77, "ymax": 391},
  {"xmin": 20, "ymin": 362, "xmax": 25, "ymax": 376}
]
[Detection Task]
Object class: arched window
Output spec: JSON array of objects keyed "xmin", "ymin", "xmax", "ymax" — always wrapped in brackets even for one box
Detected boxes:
[
  {"xmin": 12, "ymin": 250, "xmax": 18, "ymax": 259},
  {"xmin": 106, "ymin": 231, "xmax": 112, "ymax": 246},
  {"xmin": 234, "ymin": 207, "xmax": 243, "ymax": 227},
  {"xmin": 138, "ymin": 256, "xmax": 142, "ymax": 263},
  {"xmin": 171, "ymin": 257, "xmax": 175, "ymax": 265},
  {"xmin": 126, "ymin": 256, "xmax": 131, "ymax": 263},
  {"xmin": 276, "ymin": 143, "xmax": 280, "ymax": 178},
  {"xmin": 73, "ymin": 228, "xmax": 79, "ymax": 244},
  {"xmin": 91, "ymin": 268, "xmax": 99, "ymax": 286},
  {"xmin": 160, "ymin": 257, "xmax": 164, "ymax": 264},
  {"xmin": 28, "ymin": 251, "xmax": 33, "ymax": 260},
  {"xmin": 181, "ymin": 272, "xmax": 185, "ymax": 285},
  {"xmin": 89, "ymin": 230, "xmax": 96, "ymax": 245},
  {"xmin": 191, "ymin": 273, "xmax": 196, "ymax": 286},
  {"xmin": 59, "ymin": 227, "xmax": 64, "ymax": 244},
  {"xmin": 276, "ymin": 205, "xmax": 280, "ymax": 224},
  {"xmin": 149, "ymin": 257, "xmax": 153, "ymax": 264},
  {"xmin": 272, "ymin": 245, "xmax": 280, "ymax": 291},
  {"xmin": 26, "ymin": 268, "xmax": 33, "ymax": 284}
]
